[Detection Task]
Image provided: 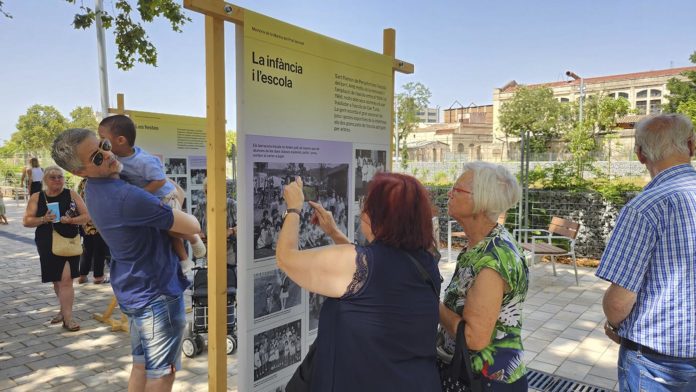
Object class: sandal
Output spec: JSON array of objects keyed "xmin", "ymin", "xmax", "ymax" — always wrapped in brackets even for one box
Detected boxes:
[
  {"xmin": 77, "ymin": 276, "xmax": 88, "ymax": 284},
  {"xmin": 62, "ymin": 319, "xmax": 80, "ymax": 332},
  {"xmin": 50, "ymin": 313, "xmax": 64, "ymax": 324},
  {"xmin": 93, "ymin": 277, "xmax": 110, "ymax": 284}
]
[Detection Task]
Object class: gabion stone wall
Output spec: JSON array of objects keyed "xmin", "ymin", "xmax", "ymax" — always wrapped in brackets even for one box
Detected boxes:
[{"xmin": 427, "ymin": 186, "xmax": 637, "ymax": 259}]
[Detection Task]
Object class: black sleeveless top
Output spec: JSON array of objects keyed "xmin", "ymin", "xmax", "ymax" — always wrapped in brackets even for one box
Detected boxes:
[{"xmin": 35, "ymin": 189, "xmax": 79, "ymax": 239}]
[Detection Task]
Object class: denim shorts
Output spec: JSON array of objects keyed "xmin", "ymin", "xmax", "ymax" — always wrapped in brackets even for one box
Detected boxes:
[{"xmin": 120, "ymin": 294, "xmax": 186, "ymax": 379}]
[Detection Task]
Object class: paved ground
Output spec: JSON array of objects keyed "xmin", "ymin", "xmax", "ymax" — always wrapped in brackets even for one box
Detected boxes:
[{"xmin": 0, "ymin": 197, "xmax": 619, "ymax": 391}]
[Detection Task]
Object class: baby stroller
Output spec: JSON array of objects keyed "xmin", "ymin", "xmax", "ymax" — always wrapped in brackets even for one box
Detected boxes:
[{"xmin": 182, "ymin": 260, "xmax": 238, "ymax": 358}]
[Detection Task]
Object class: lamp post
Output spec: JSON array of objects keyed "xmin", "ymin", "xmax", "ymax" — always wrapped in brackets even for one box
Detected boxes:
[{"xmin": 566, "ymin": 70, "xmax": 585, "ymax": 126}]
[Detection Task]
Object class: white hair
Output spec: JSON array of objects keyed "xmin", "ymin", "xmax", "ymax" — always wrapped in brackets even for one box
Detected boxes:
[
  {"xmin": 41, "ymin": 166, "xmax": 65, "ymax": 191},
  {"xmin": 635, "ymin": 114, "xmax": 694, "ymax": 162},
  {"xmin": 459, "ymin": 161, "xmax": 521, "ymax": 221}
]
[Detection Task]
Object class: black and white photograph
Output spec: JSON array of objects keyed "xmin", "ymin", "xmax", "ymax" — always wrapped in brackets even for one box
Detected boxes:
[
  {"xmin": 253, "ymin": 269, "xmax": 302, "ymax": 319},
  {"xmin": 171, "ymin": 176, "xmax": 187, "ymax": 192},
  {"xmin": 354, "ymin": 213, "xmax": 369, "ymax": 246},
  {"xmin": 191, "ymin": 189, "xmax": 206, "ymax": 207},
  {"xmin": 165, "ymin": 157, "xmax": 187, "ymax": 175},
  {"xmin": 253, "ymin": 162, "xmax": 349, "ymax": 260},
  {"xmin": 191, "ymin": 168, "xmax": 207, "ymax": 185},
  {"xmin": 354, "ymin": 149, "xmax": 386, "ymax": 201},
  {"xmin": 308, "ymin": 292, "xmax": 327, "ymax": 331},
  {"xmin": 253, "ymin": 319, "xmax": 302, "ymax": 382}
]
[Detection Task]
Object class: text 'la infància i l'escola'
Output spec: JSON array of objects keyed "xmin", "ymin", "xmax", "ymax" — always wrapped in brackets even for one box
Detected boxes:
[{"xmin": 251, "ymin": 51, "xmax": 303, "ymax": 88}]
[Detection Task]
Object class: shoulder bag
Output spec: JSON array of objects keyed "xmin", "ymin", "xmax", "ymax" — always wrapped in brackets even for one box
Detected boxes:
[{"xmin": 43, "ymin": 192, "xmax": 83, "ymax": 257}]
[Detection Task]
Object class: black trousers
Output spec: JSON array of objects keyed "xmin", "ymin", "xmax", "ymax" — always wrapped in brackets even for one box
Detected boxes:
[{"xmin": 79, "ymin": 233, "xmax": 107, "ymax": 277}]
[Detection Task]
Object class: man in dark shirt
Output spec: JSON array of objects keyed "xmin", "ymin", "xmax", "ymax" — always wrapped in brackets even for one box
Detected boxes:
[{"xmin": 52, "ymin": 128, "xmax": 201, "ymax": 392}]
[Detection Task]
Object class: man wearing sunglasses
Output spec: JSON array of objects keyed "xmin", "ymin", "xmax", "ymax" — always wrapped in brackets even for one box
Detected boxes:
[{"xmin": 51, "ymin": 128, "xmax": 201, "ymax": 392}]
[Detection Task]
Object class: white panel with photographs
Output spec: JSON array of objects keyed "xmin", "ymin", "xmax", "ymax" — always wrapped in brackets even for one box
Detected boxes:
[{"xmin": 249, "ymin": 159, "xmax": 350, "ymax": 387}]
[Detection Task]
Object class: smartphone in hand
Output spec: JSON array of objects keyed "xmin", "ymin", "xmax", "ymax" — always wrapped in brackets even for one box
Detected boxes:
[{"xmin": 303, "ymin": 185, "xmax": 318, "ymax": 201}]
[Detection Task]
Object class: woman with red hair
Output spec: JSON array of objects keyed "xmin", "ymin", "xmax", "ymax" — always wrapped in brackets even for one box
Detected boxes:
[{"xmin": 277, "ymin": 172, "xmax": 441, "ymax": 391}]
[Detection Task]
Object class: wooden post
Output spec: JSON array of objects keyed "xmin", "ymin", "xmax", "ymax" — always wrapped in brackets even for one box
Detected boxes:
[
  {"xmin": 205, "ymin": 15, "xmax": 228, "ymax": 392},
  {"xmin": 384, "ymin": 29, "xmax": 396, "ymax": 171}
]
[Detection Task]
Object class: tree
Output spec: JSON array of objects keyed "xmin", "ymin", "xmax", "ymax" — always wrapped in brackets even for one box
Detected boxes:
[
  {"xmin": 0, "ymin": 1, "xmax": 11, "ymax": 18},
  {"xmin": 226, "ymin": 130, "xmax": 237, "ymax": 180},
  {"xmin": 5, "ymin": 105, "xmax": 69, "ymax": 155},
  {"xmin": 498, "ymin": 86, "xmax": 567, "ymax": 152},
  {"xmin": 68, "ymin": 106, "xmax": 99, "ymax": 130},
  {"xmin": 65, "ymin": 0, "xmax": 191, "ymax": 70},
  {"xmin": 395, "ymin": 82, "xmax": 431, "ymax": 167},
  {"xmin": 665, "ymin": 51, "xmax": 696, "ymax": 124}
]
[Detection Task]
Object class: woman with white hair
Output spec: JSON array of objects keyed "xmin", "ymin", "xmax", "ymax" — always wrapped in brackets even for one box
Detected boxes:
[
  {"xmin": 23, "ymin": 166, "xmax": 90, "ymax": 332},
  {"xmin": 437, "ymin": 162, "xmax": 528, "ymax": 391}
]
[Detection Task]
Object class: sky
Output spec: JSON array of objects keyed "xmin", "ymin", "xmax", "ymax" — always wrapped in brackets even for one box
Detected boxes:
[{"xmin": 1, "ymin": 0, "xmax": 695, "ymax": 145}]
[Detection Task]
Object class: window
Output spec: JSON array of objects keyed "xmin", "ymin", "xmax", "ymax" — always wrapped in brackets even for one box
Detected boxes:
[
  {"xmin": 650, "ymin": 100, "xmax": 662, "ymax": 114},
  {"xmin": 637, "ymin": 90, "xmax": 648, "ymax": 98},
  {"xmin": 636, "ymin": 100, "xmax": 647, "ymax": 115},
  {"xmin": 560, "ymin": 97, "xmax": 569, "ymax": 103},
  {"xmin": 618, "ymin": 92, "xmax": 629, "ymax": 99},
  {"xmin": 457, "ymin": 143, "xmax": 465, "ymax": 153},
  {"xmin": 650, "ymin": 89, "xmax": 662, "ymax": 97}
]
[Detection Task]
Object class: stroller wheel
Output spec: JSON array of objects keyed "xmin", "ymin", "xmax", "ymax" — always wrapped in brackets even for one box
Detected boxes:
[
  {"xmin": 183, "ymin": 337, "xmax": 198, "ymax": 358},
  {"xmin": 226, "ymin": 335, "xmax": 237, "ymax": 355},
  {"xmin": 194, "ymin": 334, "xmax": 205, "ymax": 355}
]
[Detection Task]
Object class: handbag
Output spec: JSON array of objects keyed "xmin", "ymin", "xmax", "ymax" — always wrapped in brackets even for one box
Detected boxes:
[
  {"xmin": 285, "ymin": 341, "xmax": 317, "ymax": 392},
  {"xmin": 42, "ymin": 192, "xmax": 82, "ymax": 257},
  {"xmin": 52, "ymin": 227, "xmax": 83, "ymax": 257},
  {"xmin": 442, "ymin": 320, "xmax": 484, "ymax": 392}
]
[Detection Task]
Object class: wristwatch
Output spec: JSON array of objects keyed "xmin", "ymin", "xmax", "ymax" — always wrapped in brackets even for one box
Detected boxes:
[{"xmin": 282, "ymin": 208, "xmax": 301, "ymax": 223}]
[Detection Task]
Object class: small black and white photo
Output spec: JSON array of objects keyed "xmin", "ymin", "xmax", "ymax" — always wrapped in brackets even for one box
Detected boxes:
[
  {"xmin": 171, "ymin": 176, "xmax": 187, "ymax": 192},
  {"xmin": 253, "ymin": 269, "xmax": 302, "ymax": 319},
  {"xmin": 354, "ymin": 212, "xmax": 368, "ymax": 246},
  {"xmin": 308, "ymin": 292, "xmax": 326, "ymax": 331},
  {"xmin": 191, "ymin": 189, "xmax": 206, "ymax": 207},
  {"xmin": 165, "ymin": 158, "xmax": 187, "ymax": 175},
  {"xmin": 253, "ymin": 162, "xmax": 349, "ymax": 261},
  {"xmin": 191, "ymin": 169, "xmax": 207, "ymax": 185},
  {"xmin": 354, "ymin": 149, "xmax": 386, "ymax": 201},
  {"xmin": 253, "ymin": 319, "xmax": 302, "ymax": 382}
]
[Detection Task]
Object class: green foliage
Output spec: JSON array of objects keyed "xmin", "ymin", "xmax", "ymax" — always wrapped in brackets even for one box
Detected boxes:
[
  {"xmin": 580, "ymin": 95, "xmax": 631, "ymax": 135},
  {"xmin": 0, "ymin": 160, "xmax": 23, "ymax": 186},
  {"xmin": 0, "ymin": 0, "xmax": 11, "ymax": 18},
  {"xmin": 433, "ymin": 171, "xmax": 448, "ymax": 185},
  {"xmin": 68, "ymin": 106, "xmax": 99, "ymax": 130},
  {"xmin": 665, "ymin": 51, "xmax": 696, "ymax": 120},
  {"xmin": 5, "ymin": 105, "xmax": 69, "ymax": 155},
  {"xmin": 396, "ymin": 82, "xmax": 431, "ymax": 166},
  {"xmin": 592, "ymin": 178, "xmax": 642, "ymax": 204},
  {"xmin": 499, "ymin": 86, "xmax": 568, "ymax": 152},
  {"xmin": 65, "ymin": 0, "xmax": 190, "ymax": 70},
  {"xmin": 226, "ymin": 130, "xmax": 237, "ymax": 161}
]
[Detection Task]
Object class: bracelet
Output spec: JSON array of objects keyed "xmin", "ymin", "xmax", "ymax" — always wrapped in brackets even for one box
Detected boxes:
[
  {"xmin": 41, "ymin": 216, "xmax": 46, "ymax": 224},
  {"xmin": 605, "ymin": 320, "xmax": 618, "ymax": 333}
]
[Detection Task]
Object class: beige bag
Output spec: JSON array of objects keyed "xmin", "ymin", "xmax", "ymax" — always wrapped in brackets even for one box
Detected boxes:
[{"xmin": 52, "ymin": 229, "xmax": 82, "ymax": 257}]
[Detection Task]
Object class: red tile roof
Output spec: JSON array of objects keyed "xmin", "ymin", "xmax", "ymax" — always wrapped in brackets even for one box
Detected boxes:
[{"xmin": 501, "ymin": 66, "xmax": 696, "ymax": 92}]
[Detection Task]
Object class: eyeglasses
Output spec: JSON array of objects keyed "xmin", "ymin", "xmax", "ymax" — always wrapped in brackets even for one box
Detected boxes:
[
  {"xmin": 48, "ymin": 175, "xmax": 64, "ymax": 181},
  {"xmin": 90, "ymin": 139, "xmax": 112, "ymax": 166},
  {"xmin": 449, "ymin": 186, "xmax": 473, "ymax": 196}
]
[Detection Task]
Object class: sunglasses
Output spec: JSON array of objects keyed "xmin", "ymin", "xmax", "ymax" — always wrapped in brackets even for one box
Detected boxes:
[
  {"xmin": 450, "ymin": 186, "xmax": 473, "ymax": 196},
  {"xmin": 90, "ymin": 139, "xmax": 112, "ymax": 166},
  {"xmin": 47, "ymin": 175, "xmax": 64, "ymax": 181}
]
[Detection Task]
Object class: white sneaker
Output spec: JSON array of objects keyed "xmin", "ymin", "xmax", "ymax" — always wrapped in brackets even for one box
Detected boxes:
[
  {"xmin": 181, "ymin": 258, "xmax": 195, "ymax": 274},
  {"xmin": 191, "ymin": 237, "xmax": 207, "ymax": 258}
]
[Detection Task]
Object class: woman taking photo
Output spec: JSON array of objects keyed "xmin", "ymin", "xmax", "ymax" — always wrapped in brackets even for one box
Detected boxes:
[
  {"xmin": 437, "ymin": 162, "xmax": 528, "ymax": 391},
  {"xmin": 23, "ymin": 166, "xmax": 90, "ymax": 332},
  {"xmin": 277, "ymin": 172, "xmax": 441, "ymax": 391}
]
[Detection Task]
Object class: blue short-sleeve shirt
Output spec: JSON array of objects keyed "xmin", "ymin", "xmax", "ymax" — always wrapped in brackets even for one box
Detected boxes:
[
  {"xmin": 117, "ymin": 146, "xmax": 175, "ymax": 198},
  {"xmin": 85, "ymin": 177, "xmax": 189, "ymax": 309}
]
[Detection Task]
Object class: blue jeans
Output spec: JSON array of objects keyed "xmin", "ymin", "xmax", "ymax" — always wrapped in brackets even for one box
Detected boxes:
[
  {"xmin": 120, "ymin": 294, "xmax": 186, "ymax": 379},
  {"xmin": 618, "ymin": 345, "xmax": 696, "ymax": 391}
]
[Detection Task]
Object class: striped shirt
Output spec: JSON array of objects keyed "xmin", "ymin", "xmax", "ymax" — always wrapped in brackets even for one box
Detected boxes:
[{"xmin": 596, "ymin": 163, "xmax": 696, "ymax": 358}]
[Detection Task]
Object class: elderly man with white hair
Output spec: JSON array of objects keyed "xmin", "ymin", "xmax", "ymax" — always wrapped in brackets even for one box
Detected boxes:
[
  {"xmin": 597, "ymin": 113, "xmax": 696, "ymax": 391},
  {"xmin": 437, "ymin": 162, "xmax": 528, "ymax": 391}
]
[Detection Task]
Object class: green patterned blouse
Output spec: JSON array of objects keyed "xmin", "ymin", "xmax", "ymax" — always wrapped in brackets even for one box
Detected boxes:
[{"xmin": 437, "ymin": 224, "xmax": 528, "ymax": 383}]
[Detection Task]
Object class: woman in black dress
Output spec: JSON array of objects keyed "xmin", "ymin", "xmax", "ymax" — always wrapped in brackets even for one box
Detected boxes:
[{"xmin": 23, "ymin": 166, "xmax": 90, "ymax": 332}]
